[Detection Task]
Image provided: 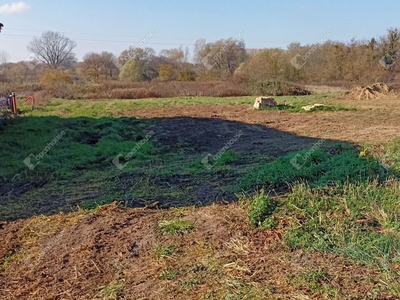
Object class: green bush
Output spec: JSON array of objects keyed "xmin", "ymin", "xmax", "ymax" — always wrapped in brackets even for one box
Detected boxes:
[
  {"xmin": 119, "ymin": 59, "xmax": 143, "ymax": 82},
  {"xmin": 178, "ymin": 69, "xmax": 196, "ymax": 81}
]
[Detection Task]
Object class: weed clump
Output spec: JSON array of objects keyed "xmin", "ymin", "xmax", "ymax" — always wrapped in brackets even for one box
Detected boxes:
[
  {"xmin": 247, "ymin": 189, "xmax": 276, "ymax": 227},
  {"xmin": 158, "ymin": 219, "xmax": 194, "ymax": 235}
]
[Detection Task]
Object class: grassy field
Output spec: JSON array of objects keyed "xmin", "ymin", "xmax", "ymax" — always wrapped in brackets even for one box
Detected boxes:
[
  {"xmin": 1, "ymin": 94, "xmax": 400, "ymax": 299},
  {"xmin": 0, "ymin": 94, "xmax": 356, "ymax": 220},
  {"xmin": 22, "ymin": 93, "xmax": 351, "ymax": 116}
]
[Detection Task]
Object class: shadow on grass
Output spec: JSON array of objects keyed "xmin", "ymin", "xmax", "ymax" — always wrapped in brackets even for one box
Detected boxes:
[{"xmin": 0, "ymin": 115, "xmax": 395, "ymax": 221}]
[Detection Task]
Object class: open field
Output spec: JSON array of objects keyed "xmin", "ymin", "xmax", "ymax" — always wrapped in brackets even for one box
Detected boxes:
[
  {"xmin": 1, "ymin": 93, "xmax": 400, "ymax": 299},
  {"xmin": 1, "ymin": 93, "xmax": 355, "ymax": 220}
]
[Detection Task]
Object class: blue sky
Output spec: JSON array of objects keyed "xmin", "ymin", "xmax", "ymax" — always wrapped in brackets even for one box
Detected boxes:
[{"xmin": 0, "ymin": 0, "xmax": 399, "ymax": 62}]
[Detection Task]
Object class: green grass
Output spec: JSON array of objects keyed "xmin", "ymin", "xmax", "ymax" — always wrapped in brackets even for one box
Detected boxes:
[
  {"xmin": 0, "ymin": 114, "xmax": 160, "ymax": 219},
  {"xmin": 158, "ymin": 219, "xmax": 195, "ymax": 235},
  {"xmin": 152, "ymin": 245, "xmax": 177, "ymax": 258},
  {"xmin": 362, "ymin": 139, "xmax": 400, "ymax": 174},
  {"xmin": 0, "ymin": 115, "xmax": 153, "ymax": 177},
  {"xmin": 282, "ymin": 181, "xmax": 400, "ymax": 268},
  {"xmin": 98, "ymin": 280, "xmax": 125, "ymax": 299},
  {"xmin": 260, "ymin": 94, "xmax": 356, "ymax": 113},
  {"xmin": 239, "ymin": 144, "xmax": 390, "ymax": 192},
  {"xmin": 245, "ymin": 189, "xmax": 277, "ymax": 227},
  {"xmin": 0, "ymin": 116, "xmax": 234, "ymax": 220},
  {"xmin": 242, "ymin": 149, "xmax": 400, "ymax": 270},
  {"xmin": 2, "ymin": 98, "xmax": 259, "ymax": 220},
  {"xmin": 241, "ymin": 139, "xmax": 400, "ymax": 274},
  {"xmin": 16, "ymin": 93, "xmax": 351, "ymax": 117},
  {"xmin": 159, "ymin": 267, "xmax": 179, "ymax": 280},
  {"xmin": 0, "ymin": 96, "xmax": 393, "ymax": 223},
  {"xmin": 181, "ymin": 278, "xmax": 201, "ymax": 291}
]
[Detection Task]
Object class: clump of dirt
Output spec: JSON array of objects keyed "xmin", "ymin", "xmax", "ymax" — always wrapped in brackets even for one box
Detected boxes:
[
  {"xmin": 390, "ymin": 83, "xmax": 400, "ymax": 93},
  {"xmin": 346, "ymin": 82, "xmax": 393, "ymax": 100}
]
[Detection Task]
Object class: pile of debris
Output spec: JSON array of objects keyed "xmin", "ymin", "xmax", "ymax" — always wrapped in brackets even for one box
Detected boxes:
[
  {"xmin": 301, "ymin": 103, "xmax": 325, "ymax": 111},
  {"xmin": 283, "ymin": 86, "xmax": 311, "ymax": 96},
  {"xmin": 346, "ymin": 82, "xmax": 392, "ymax": 100},
  {"xmin": 253, "ymin": 96, "xmax": 277, "ymax": 109}
]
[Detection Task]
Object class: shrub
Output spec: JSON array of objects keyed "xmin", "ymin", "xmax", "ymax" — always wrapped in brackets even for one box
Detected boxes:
[
  {"xmin": 31, "ymin": 90, "xmax": 51, "ymax": 106},
  {"xmin": 158, "ymin": 64, "xmax": 174, "ymax": 81},
  {"xmin": 39, "ymin": 70, "xmax": 74, "ymax": 99},
  {"xmin": 247, "ymin": 80, "xmax": 311, "ymax": 96},
  {"xmin": 178, "ymin": 69, "xmax": 196, "ymax": 81},
  {"xmin": 197, "ymin": 71, "xmax": 221, "ymax": 81},
  {"xmin": 40, "ymin": 70, "xmax": 72, "ymax": 88},
  {"xmin": 119, "ymin": 59, "xmax": 143, "ymax": 82},
  {"xmin": 41, "ymin": 80, "xmax": 252, "ymax": 99},
  {"xmin": 109, "ymin": 88, "xmax": 158, "ymax": 99}
]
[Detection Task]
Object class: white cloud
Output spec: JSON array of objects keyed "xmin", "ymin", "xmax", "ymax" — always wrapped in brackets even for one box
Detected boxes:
[{"xmin": 0, "ymin": 2, "xmax": 30, "ymax": 14}]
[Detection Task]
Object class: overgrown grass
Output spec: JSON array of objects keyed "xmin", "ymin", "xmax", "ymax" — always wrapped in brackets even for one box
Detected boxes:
[
  {"xmin": 242, "ymin": 140, "xmax": 400, "ymax": 273},
  {"xmin": 239, "ymin": 144, "xmax": 390, "ymax": 192},
  {"xmin": 0, "ymin": 112, "xmax": 242, "ymax": 220},
  {"xmin": 362, "ymin": 139, "xmax": 400, "ymax": 174},
  {"xmin": 282, "ymin": 181, "xmax": 400, "ymax": 269},
  {"xmin": 245, "ymin": 189, "xmax": 277, "ymax": 228},
  {"xmin": 0, "ymin": 111, "xmax": 163, "ymax": 219},
  {"xmin": 0, "ymin": 115, "xmax": 153, "ymax": 178}
]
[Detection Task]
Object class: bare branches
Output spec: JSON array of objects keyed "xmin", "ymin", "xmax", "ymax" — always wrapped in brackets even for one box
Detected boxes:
[{"xmin": 27, "ymin": 31, "xmax": 77, "ymax": 69}]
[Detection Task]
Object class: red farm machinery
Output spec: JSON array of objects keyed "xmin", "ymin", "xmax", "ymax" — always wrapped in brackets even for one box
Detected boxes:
[
  {"xmin": 0, "ymin": 93, "xmax": 36, "ymax": 117},
  {"xmin": 0, "ymin": 92, "xmax": 17, "ymax": 115}
]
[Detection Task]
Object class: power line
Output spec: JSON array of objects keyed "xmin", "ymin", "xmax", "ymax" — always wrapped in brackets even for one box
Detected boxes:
[
  {"xmin": 5, "ymin": 27, "xmax": 299, "ymax": 44},
  {"xmin": 2, "ymin": 34, "xmax": 293, "ymax": 49},
  {"xmin": 2, "ymin": 33, "xmax": 194, "ymax": 46},
  {"xmin": 7, "ymin": 27, "xmax": 198, "ymax": 41}
]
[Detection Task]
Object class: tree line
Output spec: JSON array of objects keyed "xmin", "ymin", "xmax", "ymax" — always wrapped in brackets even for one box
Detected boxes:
[{"xmin": 1, "ymin": 28, "xmax": 399, "ymax": 87}]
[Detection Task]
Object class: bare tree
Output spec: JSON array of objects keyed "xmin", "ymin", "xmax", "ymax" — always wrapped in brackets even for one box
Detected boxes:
[
  {"xmin": 118, "ymin": 47, "xmax": 155, "ymax": 67},
  {"xmin": 0, "ymin": 50, "xmax": 9, "ymax": 82},
  {"xmin": 194, "ymin": 38, "xmax": 246, "ymax": 76},
  {"xmin": 0, "ymin": 50, "xmax": 10, "ymax": 65},
  {"xmin": 27, "ymin": 31, "xmax": 77, "ymax": 69},
  {"xmin": 159, "ymin": 46, "xmax": 185, "ymax": 68}
]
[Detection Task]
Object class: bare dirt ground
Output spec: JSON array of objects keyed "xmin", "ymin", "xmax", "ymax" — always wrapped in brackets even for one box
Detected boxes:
[
  {"xmin": 0, "ymin": 202, "xmax": 393, "ymax": 300},
  {"xmin": 128, "ymin": 95, "xmax": 400, "ymax": 144}
]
